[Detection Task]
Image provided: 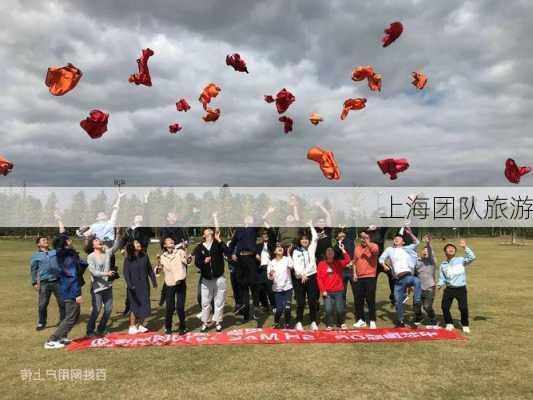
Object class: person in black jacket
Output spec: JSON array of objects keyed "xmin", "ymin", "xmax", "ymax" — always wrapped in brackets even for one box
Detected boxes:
[
  {"xmin": 119, "ymin": 192, "xmax": 153, "ymax": 250},
  {"xmin": 193, "ymin": 216, "xmax": 227, "ymax": 332},
  {"xmin": 255, "ymin": 228, "xmax": 277, "ymax": 311}
]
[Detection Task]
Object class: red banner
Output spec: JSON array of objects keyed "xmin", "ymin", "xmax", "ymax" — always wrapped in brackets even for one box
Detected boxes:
[{"xmin": 67, "ymin": 328, "xmax": 464, "ymax": 351}]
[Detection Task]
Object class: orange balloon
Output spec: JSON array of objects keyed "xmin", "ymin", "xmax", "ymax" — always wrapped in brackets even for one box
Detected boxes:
[
  {"xmin": 352, "ymin": 65, "xmax": 382, "ymax": 91},
  {"xmin": 340, "ymin": 98, "xmax": 366, "ymax": 120},
  {"xmin": 307, "ymin": 146, "xmax": 341, "ymax": 180},
  {"xmin": 45, "ymin": 63, "xmax": 82, "ymax": 96},
  {"xmin": 412, "ymin": 72, "xmax": 428, "ymax": 90},
  {"xmin": 199, "ymin": 83, "xmax": 222, "ymax": 110},
  {"xmin": 309, "ymin": 112, "xmax": 323, "ymax": 126}
]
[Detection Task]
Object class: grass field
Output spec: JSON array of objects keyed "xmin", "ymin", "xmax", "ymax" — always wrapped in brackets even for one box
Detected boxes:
[{"xmin": 1, "ymin": 237, "xmax": 533, "ymax": 400}]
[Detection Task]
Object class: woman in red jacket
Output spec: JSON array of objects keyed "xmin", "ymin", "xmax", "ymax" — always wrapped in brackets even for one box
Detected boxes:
[{"xmin": 317, "ymin": 244, "xmax": 351, "ymax": 329}]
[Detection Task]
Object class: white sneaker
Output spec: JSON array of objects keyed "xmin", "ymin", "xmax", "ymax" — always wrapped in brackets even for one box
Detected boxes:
[
  {"xmin": 137, "ymin": 325, "xmax": 148, "ymax": 333},
  {"xmin": 44, "ymin": 341, "xmax": 65, "ymax": 349},
  {"xmin": 128, "ymin": 326, "xmax": 138, "ymax": 335},
  {"xmin": 462, "ymin": 326, "xmax": 471, "ymax": 334},
  {"xmin": 295, "ymin": 322, "xmax": 304, "ymax": 331},
  {"xmin": 196, "ymin": 312, "xmax": 202, "ymax": 320},
  {"xmin": 369, "ymin": 321, "xmax": 377, "ymax": 329},
  {"xmin": 402, "ymin": 295, "xmax": 410, "ymax": 304},
  {"xmin": 353, "ymin": 319, "xmax": 367, "ymax": 328},
  {"xmin": 340, "ymin": 324, "xmax": 347, "ymax": 330},
  {"xmin": 326, "ymin": 326, "xmax": 333, "ymax": 331},
  {"xmin": 445, "ymin": 324, "xmax": 454, "ymax": 331},
  {"xmin": 310, "ymin": 322, "xmax": 319, "ymax": 331}
]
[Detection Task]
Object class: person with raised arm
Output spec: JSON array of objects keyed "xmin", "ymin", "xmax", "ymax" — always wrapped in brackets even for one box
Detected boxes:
[
  {"xmin": 119, "ymin": 192, "xmax": 153, "ymax": 250},
  {"xmin": 267, "ymin": 244, "xmax": 294, "ymax": 328},
  {"xmin": 378, "ymin": 227, "xmax": 422, "ymax": 327},
  {"xmin": 414, "ymin": 234, "xmax": 438, "ymax": 327},
  {"xmin": 277, "ymin": 194, "xmax": 301, "ymax": 254},
  {"xmin": 438, "ymin": 239, "xmax": 476, "ymax": 334},
  {"xmin": 44, "ymin": 212, "xmax": 87, "ymax": 349},
  {"xmin": 85, "ymin": 233, "xmax": 121, "ymax": 337},
  {"xmin": 193, "ymin": 213, "xmax": 227, "ymax": 332},
  {"xmin": 317, "ymin": 243, "xmax": 351, "ymax": 330},
  {"xmin": 291, "ymin": 220, "xmax": 319, "ymax": 331},
  {"xmin": 314, "ymin": 201, "xmax": 333, "ymax": 262}
]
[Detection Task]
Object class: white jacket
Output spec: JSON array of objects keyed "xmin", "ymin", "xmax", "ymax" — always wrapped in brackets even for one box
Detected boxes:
[{"xmin": 291, "ymin": 226, "xmax": 318, "ymax": 277}]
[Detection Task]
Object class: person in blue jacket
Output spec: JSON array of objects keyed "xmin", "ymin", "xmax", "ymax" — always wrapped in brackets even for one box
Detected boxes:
[
  {"xmin": 30, "ymin": 235, "xmax": 65, "ymax": 331},
  {"xmin": 44, "ymin": 217, "xmax": 87, "ymax": 349}
]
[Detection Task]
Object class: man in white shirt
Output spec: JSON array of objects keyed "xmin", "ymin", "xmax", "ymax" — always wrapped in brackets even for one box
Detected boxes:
[{"xmin": 379, "ymin": 228, "xmax": 422, "ymax": 327}]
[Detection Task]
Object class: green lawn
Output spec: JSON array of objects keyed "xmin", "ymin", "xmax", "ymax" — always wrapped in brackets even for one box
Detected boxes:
[{"xmin": 1, "ymin": 237, "xmax": 533, "ymax": 400}]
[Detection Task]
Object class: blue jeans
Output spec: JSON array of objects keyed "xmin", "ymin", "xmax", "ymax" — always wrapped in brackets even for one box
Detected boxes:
[
  {"xmin": 394, "ymin": 275, "xmax": 422, "ymax": 322},
  {"xmin": 38, "ymin": 280, "xmax": 65, "ymax": 326},
  {"xmin": 274, "ymin": 289, "xmax": 292, "ymax": 324},
  {"xmin": 324, "ymin": 291, "xmax": 345, "ymax": 327},
  {"xmin": 87, "ymin": 288, "xmax": 113, "ymax": 335}
]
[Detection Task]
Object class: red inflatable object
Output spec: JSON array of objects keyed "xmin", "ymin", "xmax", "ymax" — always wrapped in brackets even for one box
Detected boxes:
[
  {"xmin": 169, "ymin": 123, "xmax": 182, "ymax": 134},
  {"xmin": 382, "ymin": 21, "xmax": 403, "ymax": 47},
  {"xmin": 0, "ymin": 155, "xmax": 14, "ymax": 176},
  {"xmin": 128, "ymin": 48, "xmax": 154, "ymax": 86},
  {"xmin": 175, "ymin": 99, "xmax": 191, "ymax": 112},
  {"xmin": 340, "ymin": 98, "xmax": 367, "ymax": 120},
  {"xmin": 226, "ymin": 53, "xmax": 249, "ymax": 73},
  {"xmin": 279, "ymin": 116, "xmax": 293, "ymax": 134},
  {"xmin": 377, "ymin": 158, "xmax": 410, "ymax": 180},
  {"xmin": 505, "ymin": 158, "xmax": 532, "ymax": 184},
  {"xmin": 352, "ymin": 65, "xmax": 382, "ymax": 92},
  {"xmin": 202, "ymin": 108, "xmax": 220, "ymax": 122},
  {"xmin": 307, "ymin": 146, "xmax": 341, "ymax": 180},
  {"xmin": 264, "ymin": 88, "xmax": 295, "ymax": 114},
  {"xmin": 80, "ymin": 110, "xmax": 109, "ymax": 139}
]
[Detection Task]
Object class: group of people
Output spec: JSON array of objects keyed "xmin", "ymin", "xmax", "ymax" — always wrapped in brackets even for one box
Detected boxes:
[{"xmin": 29, "ymin": 193, "xmax": 477, "ymax": 350}]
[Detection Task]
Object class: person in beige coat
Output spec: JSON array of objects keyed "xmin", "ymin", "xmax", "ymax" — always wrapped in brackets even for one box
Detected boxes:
[{"xmin": 157, "ymin": 237, "xmax": 190, "ymax": 335}]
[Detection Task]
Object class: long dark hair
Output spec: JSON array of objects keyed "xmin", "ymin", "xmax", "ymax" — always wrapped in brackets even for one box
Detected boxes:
[{"xmin": 126, "ymin": 240, "xmax": 145, "ymax": 261}]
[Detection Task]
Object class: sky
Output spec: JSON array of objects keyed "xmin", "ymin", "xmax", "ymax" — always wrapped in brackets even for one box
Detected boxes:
[{"xmin": 1, "ymin": 0, "xmax": 532, "ymax": 187}]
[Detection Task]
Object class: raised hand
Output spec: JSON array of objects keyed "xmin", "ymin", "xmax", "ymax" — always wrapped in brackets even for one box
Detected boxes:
[
  {"xmin": 459, "ymin": 239, "xmax": 467, "ymax": 248},
  {"xmin": 143, "ymin": 192, "xmax": 150, "ymax": 203},
  {"xmin": 53, "ymin": 210, "xmax": 62, "ymax": 221}
]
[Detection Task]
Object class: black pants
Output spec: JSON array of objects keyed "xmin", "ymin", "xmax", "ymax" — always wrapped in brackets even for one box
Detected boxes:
[
  {"xmin": 377, "ymin": 263, "xmax": 395, "ymax": 303},
  {"xmin": 442, "ymin": 286, "xmax": 469, "ymax": 326},
  {"xmin": 293, "ymin": 273, "xmax": 319, "ymax": 324},
  {"xmin": 236, "ymin": 255, "xmax": 260, "ymax": 319},
  {"xmin": 255, "ymin": 265, "xmax": 275, "ymax": 309},
  {"xmin": 229, "ymin": 266, "xmax": 242, "ymax": 308},
  {"xmin": 165, "ymin": 281, "xmax": 187, "ymax": 331},
  {"xmin": 343, "ymin": 269, "xmax": 357, "ymax": 307},
  {"xmin": 38, "ymin": 280, "xmax": 65, "ymax": 326},
  {"xmin": 354, "ymin": 277, "xmax": 377, "ymax": 322},
  {"xmin": 49, "ymin": 299, "xmax": 80, "ymax": 341}
]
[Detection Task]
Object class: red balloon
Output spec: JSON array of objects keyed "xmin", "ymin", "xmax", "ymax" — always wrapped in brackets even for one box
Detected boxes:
[
  {"xmin": 279, "ymin": 116, "xmax": 293, "ymax": 134},
  {"xmin": 80, "ymin": 110, "xmax": 109, "ymax": 139},
  {"xmin": 382, "ymin": 22, "xmax": 403, "ymax": 47},
  {"xmin": 128, "ymin": 48, "xmax": 154, "ymax": 86},
  {"xmin": 199, "ymin": 83, "xmax": 221, "ymax": 110},
  {"xmin": 175, "ymin": 99, "xmax": 191, "ymax": 112},
  {"xmin": 226, "ymin": 53, "xmax": 249, "ymax": 73},
  {"xmin": 0, "ymin": 155, "xmax": 14, "ymax": 176},
  {"xmin": 169, "ymin": 123, "xmax": 182, "ymax": 134},
  {"xmin": 202, "ymin": 108, "xmax": 220, "ymax": 122},
  {"xmin": 264, "ymin": 88, "xmax": 295, "ymax": 114},
  {"xmin": 307, "ymin": 146, "xmax": 341, "ymax": 180},
  {"xmin": 377, "ymin": 158, "xmax": 410, "ymax": 180},
  {"xmin": 340, "ymin": 98, "xmax": 367, "ymax": 120},
  {"xmin": 505, "ymin": 158, "xmax": 532, "ymax": 184}
]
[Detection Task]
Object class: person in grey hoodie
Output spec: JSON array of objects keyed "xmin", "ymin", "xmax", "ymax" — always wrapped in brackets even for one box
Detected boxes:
[
  {"xmin": 413, "ymin": 234, "xmax": 437, "ymax": 327},
  {"xmin": 85, "ymin": 235, "xmax": 120, "ymax": 336}
]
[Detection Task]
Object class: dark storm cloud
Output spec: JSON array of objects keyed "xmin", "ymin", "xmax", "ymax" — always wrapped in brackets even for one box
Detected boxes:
[{"xmin": 1, "ymin": 0, "xmax": 533, "ymax": 187}]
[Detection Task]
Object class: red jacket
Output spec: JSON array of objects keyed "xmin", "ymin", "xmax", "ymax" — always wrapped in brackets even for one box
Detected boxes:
[{"xmin": 317, "ymin": 252, "xmax": 351, "ymax": 293}]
